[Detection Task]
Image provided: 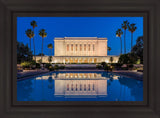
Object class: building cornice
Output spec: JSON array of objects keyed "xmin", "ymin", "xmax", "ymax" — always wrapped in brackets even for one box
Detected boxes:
[{"xmin": 54, "ymin": 37, "xmax": 107, "ymax": 40}]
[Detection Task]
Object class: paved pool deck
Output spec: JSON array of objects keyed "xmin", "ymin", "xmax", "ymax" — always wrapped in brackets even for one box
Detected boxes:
[
  {"xmin": 112, "ymin": 70, "xmax": 143, "ymax": 81},
  {"xmin": 17, "ymin": 69, "xmax": 49, "ymax": 80}
]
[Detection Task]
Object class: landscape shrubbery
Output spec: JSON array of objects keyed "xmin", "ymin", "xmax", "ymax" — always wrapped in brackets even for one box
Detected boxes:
[
  {"xmin": 44, "ymin": 63, "xmax": 65, "ymax": 71},
  {"xmin": 45, "ymin": 63, "xmax": 52, "ymax": 69},
  {"xmin": 20, "ymin": 60, "xmax": 41, "ymax": 69},
  {"xmin": 48, "ymin": 66, "xmax": 54, "ymax": 71},
  {"xmin": 96, "ymin": 64, "xmax": 103, "ymax": 69},
  {"xmin": 99, "ymin": 62, "xmax": 114, "ymax": 71},
  {"xmin": 36, "ymin": 63, "xmax": 41, "ymax": 68},
  {"xmin": 20, "ymin": 61, "xmax": 31, "ymax": 69},
  {"xmin": 54, "ymin": 65, "xmax": 59, "ymax": 70}
]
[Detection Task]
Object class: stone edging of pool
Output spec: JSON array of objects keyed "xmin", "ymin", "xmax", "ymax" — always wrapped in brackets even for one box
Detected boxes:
[
  {"xmin": 17, "ymin": 69, "xmax": 143, "ymax": 81},
  {"xmin": 17, "ymin": 71, "xmax": 51, "ymax": 81},
  {"xmin": 17, "ymin": 69, "xmax": 105, "ymax": 81}
]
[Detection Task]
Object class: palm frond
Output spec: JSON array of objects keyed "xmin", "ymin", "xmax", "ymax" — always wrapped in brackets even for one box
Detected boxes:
[
  {"xmin": 128, "ymin": 23, "xmax": 137, "ymax": 33},
  {"xmin": 39, "ymin": 29, "xmax": 47, "ymax": 38},
  {"xmin": 25, "ymin": 29, "xmax": 34, "ymax": 38},
  {"xmin": 122, "ymin": 20, "xmax": 130, "ymax": 30},
  {"xmin": 31, "ymin": 20, "xmax": 37, "ymax": 28},
  {"xmin": 116, "ymin": 29, "xmax": 123, "ymax": 37},
  {"xmin": 48, "ymin": 43, "xmax": 53, "ymax": 49}
]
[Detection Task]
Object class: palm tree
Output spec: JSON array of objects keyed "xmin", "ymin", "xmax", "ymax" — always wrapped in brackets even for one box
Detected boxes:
[
  {"xmin": 128, "ymin": 23, "xmax": 137, "ymax": 51},
  {"xmin": 107, "ymin": 47, "xmax": 111, "ymax": 55},
  {"xmin": 25, "ymin": 29, "xmax": 34, "ymax": 51},
  {"xmin": 116, "ymin": 29, "xmax": 123, "ymax": 55},
  {"xmin": 30, "ymin": 21, "xmax": 37, "ymax": 60},
  {"xmin": 47, "ymin": 43, "xmax": 53, "ymax": 56},
  {"xmin": 122, "ymin": 20, "xmax": 129, "ymax": 54},
  {"xmin": 39, "ymin": 29, "xmax": 47, "ymax": 62},
  {"xmin": 110, "ymin": 57, "xmax": 114, "ymax": 63}
]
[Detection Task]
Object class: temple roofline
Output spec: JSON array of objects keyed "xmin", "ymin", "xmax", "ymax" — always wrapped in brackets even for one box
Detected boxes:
[{"xmin": 54, "ymin": 37, "xmax": 107, "ymax": 40}]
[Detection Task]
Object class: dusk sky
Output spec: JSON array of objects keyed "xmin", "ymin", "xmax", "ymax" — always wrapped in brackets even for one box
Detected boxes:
[{"xmin": 17, "ymin": 17, "xmax": 143, "ymax": 56}]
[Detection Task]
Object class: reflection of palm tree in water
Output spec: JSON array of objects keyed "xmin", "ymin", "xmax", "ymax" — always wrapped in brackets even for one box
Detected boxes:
[
  {"xmin": 41, "ymin": 76, "xmax": 45, "ymax": 101},
  {"xmin": 18, "ymin": 80, "xmax": 33, "ymax": 101},
  {"xmin": 118, "ymin": 76, "xmax": 139, "ymax": 101},
  {"xmin": 119, "ymin": 84, "xmax": 122, "ymax": 101},
  {"xmin": 108, "ymin": 74, "xmax": 113, "ymax": 86},
  {"xmin": 122, "ymin": 85, "xmax": 126, "ymax": 101},
  {"xmin": 48, "ymin": 73, "xmax": 53, "ymax": 89},
  {"xmin": 119, "ymin": 77, "xmax": 126, "ymax": 101},
  {"xmin": 117, "ymin": 76, "xmax": 122, "ymax": 101}
]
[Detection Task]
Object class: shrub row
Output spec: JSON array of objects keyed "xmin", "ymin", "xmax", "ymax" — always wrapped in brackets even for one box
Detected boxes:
[
  {"xmin": 20, "ymin": 60, "xmax": 40, "ymax": 69},
  {"xmin": 44, "ymin": 64, "xmax": 65, "ymax": 71}
]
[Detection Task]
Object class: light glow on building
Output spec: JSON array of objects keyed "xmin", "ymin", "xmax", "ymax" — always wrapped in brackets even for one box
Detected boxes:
[{"xmin": 34, "ymin": 37, "xmax": 119, "ymax": 63}]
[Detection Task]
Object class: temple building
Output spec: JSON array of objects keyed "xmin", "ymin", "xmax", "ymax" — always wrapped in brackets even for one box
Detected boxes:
[{"xmin": 35, "ymin": 37, "xmax": 119, "ymax": 63}]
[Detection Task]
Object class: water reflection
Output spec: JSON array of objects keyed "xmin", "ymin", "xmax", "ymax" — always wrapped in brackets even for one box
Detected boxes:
[
  {"xmin": 17, "ymin": 72, "xmax": 143, "ymax": 101},
  {"xmin": 55, "ymin": 80, "xmax": 107, "ymax": 96}
]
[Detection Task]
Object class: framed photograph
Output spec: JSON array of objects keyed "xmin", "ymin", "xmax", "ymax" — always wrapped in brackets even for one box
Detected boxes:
[{"xmin": 0, "ymin": 0, "xmax": 160, "ymax": 118}]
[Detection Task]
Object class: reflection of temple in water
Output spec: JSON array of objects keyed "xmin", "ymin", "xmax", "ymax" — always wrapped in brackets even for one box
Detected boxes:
[
  {"xmin": 53, "ymin": 73, "xmax": 108, "ymax": 97},
  {"xmin": 54, "ymin": 73, "xmax": 107, "ymax": 79},
  {"xmin": 55, "ymin": 80, "xmax": 107, "ymax": 96},
  {"xmin": 35, "ymin": 72, "xmax": 119, "ymax": 97}
]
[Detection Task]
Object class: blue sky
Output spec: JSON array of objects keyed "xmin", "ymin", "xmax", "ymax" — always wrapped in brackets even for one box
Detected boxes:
[{"xmin": 17, "ymin": 17, "xmax": 143, "ymax": 56}]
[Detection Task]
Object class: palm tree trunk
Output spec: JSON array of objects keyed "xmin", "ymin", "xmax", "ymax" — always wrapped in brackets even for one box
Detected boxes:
[
  {"xmin": 30, "ymin": 38, "xmax": 31, "ymax": 51},
  {"xmin": 41, "ymin": 38, "xmax": 44, "ymax": 62},
  {"xmin": 131, "ymin": 32, "xmax": 133, "ymax": 52},
  {"xmin": 124, "ymin": 30, "xmax": 126, "ymax": 54},
  {"xmin": 120, "ymin": 37, "xmax": 122, "ymax": 55},
  {"xmin": 29, "ymin": 38, "xmax": 31, "ymax": 69},
  {"xmin": 33, "ymin": 28, "xmax": 36, "ymax": 61},
  {"xmin": 49, "ymin": 49, "xmax": 50, "ymax": 57}
]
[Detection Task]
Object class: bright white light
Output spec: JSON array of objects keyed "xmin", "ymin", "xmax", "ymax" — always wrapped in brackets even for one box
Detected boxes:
[{"xmin": 105, "ymin": 60, "xmax": 109, "ymax": 63}]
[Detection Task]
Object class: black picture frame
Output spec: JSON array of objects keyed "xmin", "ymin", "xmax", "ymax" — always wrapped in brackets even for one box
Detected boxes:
[{"xmin": 0, "ymin": 0, "xmax": 160, "ymax": 118}]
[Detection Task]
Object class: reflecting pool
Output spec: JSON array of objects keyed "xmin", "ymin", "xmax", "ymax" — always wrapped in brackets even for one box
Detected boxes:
[{"xmin": 17, "ymin": 71, "xmax": 143, "ymax": 101}]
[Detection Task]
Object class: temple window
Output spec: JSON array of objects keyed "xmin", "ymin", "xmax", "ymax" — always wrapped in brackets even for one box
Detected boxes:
[
  {"xmin": 84, "ymin": 84, "xmax": 86, "ymax": 91},
  {"xmin": 80, "ymin": 84, "xmax": 82, "ymax": 91},
  {"xmin": 67, "ymin": 44, "xmax": 69, "ymax": 51},
  {"xmin": 71, "ymin": 44, "xmax": 73, "ymax": 51},
  {"xmin": 71, "ymin": 84, "xmax": 73, "ymax": 91},
  {"xmin": 67, "ymin": 84, "xmax": 69, "ymax": 91},
  {"xmin": 80, "ymin": 44, "xmax": 82, "ymax": 51},
  {"xmin": 93, "ymin": 84, "xmax": 95, "ymax": 91},
  {"xmin": 88, "ymin": 44, "xmax": 90, "ymax": 51},
  {"xmin": 76, "ymin": 84, "xmax": 78, "ymax": 91},
  {"xmin": 88, "ymin": 84, "xmax": 90, "ymax": 91},
  {"xmin": 84, "ymin": 44, "xmax": 86, "ymax": 51},
  {"xmin": 75, "ymin": 44, "xmax": 78, "ymax": 51}
]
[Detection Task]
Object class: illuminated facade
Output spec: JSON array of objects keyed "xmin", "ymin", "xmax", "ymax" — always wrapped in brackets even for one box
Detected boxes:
[
  {"xmin": 35, "ymin": 37, "xmax": 119, "ymax": 63},
  {"xmin": 54, "ymin": 37, "xmax": 107, "ymax": 56}
]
